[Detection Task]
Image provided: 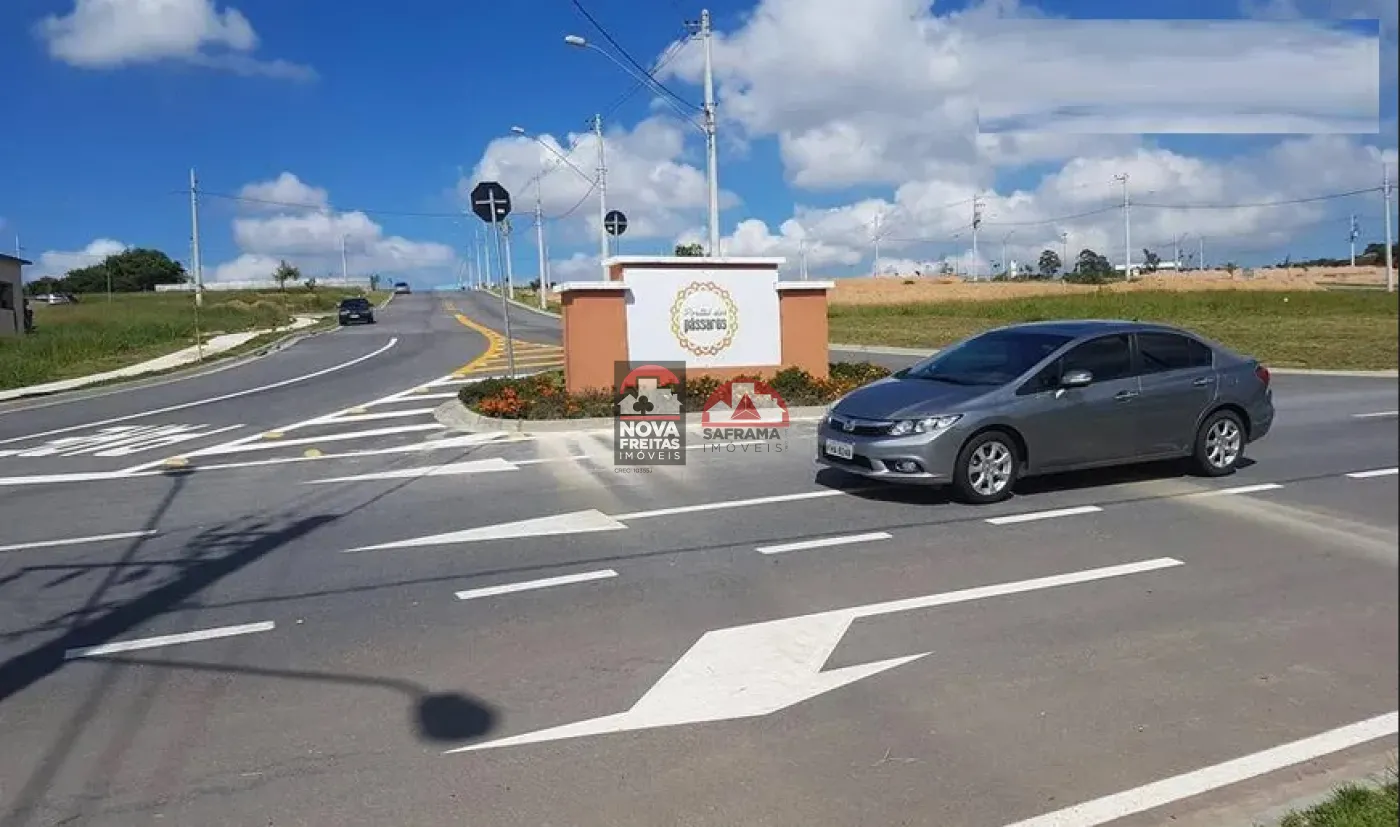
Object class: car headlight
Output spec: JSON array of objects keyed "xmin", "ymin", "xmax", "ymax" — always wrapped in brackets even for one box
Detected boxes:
[{"xmin": 887, "ymin": 414, "xmax": 962, "ymax": 436}]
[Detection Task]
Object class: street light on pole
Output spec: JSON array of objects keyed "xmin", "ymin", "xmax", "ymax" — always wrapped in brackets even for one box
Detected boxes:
[{"xmin": 565, "ymin": 27, "xmax": 720, "ymax": 256}]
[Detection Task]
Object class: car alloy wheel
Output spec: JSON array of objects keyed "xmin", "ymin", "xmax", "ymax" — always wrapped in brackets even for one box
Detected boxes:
[
  {"xmin": 952, "ymin": 430, "xmax": 1020, "ymax": 504},
  {"xmin": 1192, "ymin": 409, "xmax": 1245, "ymax": 477}
]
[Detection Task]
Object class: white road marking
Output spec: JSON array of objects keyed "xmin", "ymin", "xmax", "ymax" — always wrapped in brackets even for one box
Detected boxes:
[
  {"xmin": 1000, "ymin": 710, "xmax": 1399, "ymax": 827},
  {"xmin": 6, "ymin": 423, "xmax": 244, "ymax": 458},
  {"xmin": 0, "ymin": 530, "xmax": 157, "ymax": 553},
  {"xmin": 314, "ymin": 407, "xmax": 439, "ymax": 424},
  {"xmin": 0, "ymin": 471, "xmax": 141, "ymax": 486},
  {"xmin": 1191, "ymin": 482, "xmax": 1285, "ymax": 497},
  {"xmin": 64, "ymin": 621, "xmax": 277, "ymax": 660},
  {"xmin": 455, "ymin": 569, "xmax": 617, "ymax": 601},
  {"xmin": 112, "ymin": 432, "xmax": 510, "ymax": 475},
  {"xmin": 756, "ymin": 531, "xmax": 892, "ymax": 555},
  {"xmin": 1347, "ymin": 467, "xmax": 1399, "ymax": 479},
  {"xmin": 613, "ymin": 489, "xmax": 849, "ymax": 521},
  {"xmin": 181, "ymin": 423, "xmax": 445, "ymax": 457},
  {"xmin": 1353, "ymin": 410, "xmax": 1398, "ymax": 418},
  {"xmin": 343, "ymin": 509, "xmax": 627, "ymax": 553},
  {"xmin": 0, "ymin": 339, "xmax": 399, "ymax": 446},
  {"xmin": 308, "ymin": 458, "xmax": 517, "ymax": 484},
  {"xmin": 451, "ymin": 557, "xmax": 1185, "ymax": 753},
  {"xmin": 985, "ymin": 505, "xmax": 1103, "ymax": 526},
  {"xmin": 380, "ymin": 391, "xmax": 457, "ymax": 401}
]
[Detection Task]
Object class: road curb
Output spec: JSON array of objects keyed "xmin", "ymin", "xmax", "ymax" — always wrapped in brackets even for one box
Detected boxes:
[
  {"xmin": 433, "ymin": 397, "xmax": 828, "ymax": 435},
  {"xmin": 829, "ymin": 343, "xmax": 1398, "ymax": 377},
  {"xmin": 482, "ymin": 288, "xmax": 562, "ymax": 320}
]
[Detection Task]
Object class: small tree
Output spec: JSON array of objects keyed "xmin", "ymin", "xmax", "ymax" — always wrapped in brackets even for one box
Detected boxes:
[
  {"xmin": 674, "ymin": 242, "xmax": 705, "ymax": 257},
  {"xmin": 272, "ymin": 260, "xmax": 301, "ymax": 291},
  {"xmin": 304, "ymin": 276, "xmax": 318, "ymax": 292},
  {"xmin": 1224, "ymin": 261, "xmax": 1238, "ymax": 276},
  {"xmin": 1037, "ymin": 249, "xmax": 1062, "ymax": 279},
  {"xmin": 1142, "ymin": 249, "xmax": 1161, "ymax": 273}
]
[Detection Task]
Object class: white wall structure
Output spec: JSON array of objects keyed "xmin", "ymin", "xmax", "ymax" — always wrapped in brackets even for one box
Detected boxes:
[{"xmin": 623, "ymin": 265, "xmax": 782, "ymax": 367}]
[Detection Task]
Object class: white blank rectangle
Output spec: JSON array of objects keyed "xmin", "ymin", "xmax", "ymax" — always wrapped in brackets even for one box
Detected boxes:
[
  {"xmin": 1001, "ymin": 711, "xmax": 1399, "ymax": 827},
  {"xmin": 65, "ymin": 621, "xmax": 276, "ymax": 659},
  {"xmin": 455, "ymin": 569, "xmax": 617, "ymax": 601},
  {"xmin": 986, "ymin": 505, "xmax": 1103, "ymax": 526},
  {"xmin": 757, "ymin": 532, "xmax": 892, "ymax": 555},
  {"xmin": 1347, "ymin": 467, "xmax": 1398, "ymax": 479}
]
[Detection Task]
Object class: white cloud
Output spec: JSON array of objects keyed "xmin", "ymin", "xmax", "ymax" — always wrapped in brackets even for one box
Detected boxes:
[
  {"xmin": 28, "ymin": 238, "xmax": 129, "ymax": 279},
  {"xmin": 463, "ymin": 116, "xmax": 739, "ymax": 244},
  {"xmin": 654, "ymin": 0, "xmax": 1381, "ymax": 191},
  {"xmin": 238, "ymin": 172, "xmax": 329, "ymax": 211},
  {"xmin": 35, "ymin": 0, "xmax": 313, "ymax": 80},
  {"xmin": 212, "ymin": 173, "xmax": 455, "ymax": 281},
  {"xmin": 707, "ymin": 135, "xmax": 1397, "ymax": 274}
]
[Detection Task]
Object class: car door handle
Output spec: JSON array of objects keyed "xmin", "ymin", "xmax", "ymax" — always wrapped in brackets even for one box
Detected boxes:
[
  {"xmin": 1192, "ymin": 376, "xmax": 1213, "ymax": 386},
  {"xmin": 1114, "ymin": 390, "xmax": 1139, "ymax": 401}
]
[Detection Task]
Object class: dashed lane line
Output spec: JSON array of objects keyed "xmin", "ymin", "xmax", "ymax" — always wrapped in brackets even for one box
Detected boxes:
[
  {"xmin": 1346, "ymin": 467, "xmax": 1398, "ymax": 478},
  {"xmin": 454, "ymin": 569, "xmax": 618, "ymax": 601},
  {"xmin": 1, "ymin": 530, "xmax": 159, "ymax": 553},
  {"xmin": 65, "ymin": 621, "xmax": 276, "ymax": 660},
  {"xmin": 756, "ymin": 532, "xmax": 893, "ymax": 555},
  {"xmin": 985, "ymin": 505, "xmax": 1103, "ymax": 526}
]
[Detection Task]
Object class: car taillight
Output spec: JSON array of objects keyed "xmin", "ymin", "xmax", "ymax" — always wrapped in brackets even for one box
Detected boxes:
[{"xmin": 1254, "ymin": 364, "xmax": 1270, "ymax": 387}]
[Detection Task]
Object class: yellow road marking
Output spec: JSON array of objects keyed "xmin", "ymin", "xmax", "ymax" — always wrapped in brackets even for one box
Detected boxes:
[
  {"xmin": 446, "ymin": 302, "xmax": 564, "ymax": 377},
  {"xmin": 262, "ymin": 431, "xmax": 284, "ymax": 439},
  {"xmin": 162, "ymin": 457, "xmax": 190, "ymax": 468},
  {"xmin": 304, "ymin": 448, "xmax": 323, "ymax": 458}
]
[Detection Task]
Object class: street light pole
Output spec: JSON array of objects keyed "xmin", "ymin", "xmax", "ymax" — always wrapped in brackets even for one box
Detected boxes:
[
  {"xmin": 700, "ymin": 8, "xmax": 720, "ymax": 257},
  {"xmin": 534, "ymin": 194, "xmax": 548, "ymax": 309},
  {"xmin": 1114, "ymin": 173, "xmax": 1131, "ymax": 279},
  {"xmin": 593, "ymin": 113, "xmax": 609, "ymax": 278}
]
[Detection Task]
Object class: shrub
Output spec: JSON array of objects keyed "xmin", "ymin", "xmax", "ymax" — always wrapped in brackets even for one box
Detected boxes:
[{"xmin": 459, "ymin": 362, "xmax": 894, "ymax": 420}]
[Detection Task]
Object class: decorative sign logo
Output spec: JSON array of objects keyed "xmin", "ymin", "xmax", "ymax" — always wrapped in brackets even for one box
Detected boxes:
[{"xmin": 669, "ymin": 281, "xmax": 739, "ymax": 357}]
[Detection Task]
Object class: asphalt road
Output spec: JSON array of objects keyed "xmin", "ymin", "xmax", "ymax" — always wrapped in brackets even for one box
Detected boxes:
[{"xmin": 0, "ymin": 294, "xmax": 1395, "ymax": 827}]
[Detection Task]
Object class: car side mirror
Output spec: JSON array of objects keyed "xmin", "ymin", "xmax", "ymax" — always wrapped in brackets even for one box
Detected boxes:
[{"xmin": 1060, "ymin": 369, "xmax": 1093, "ymax": 388}]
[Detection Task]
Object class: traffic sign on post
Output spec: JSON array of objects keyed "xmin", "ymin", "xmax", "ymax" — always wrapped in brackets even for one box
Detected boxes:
[
  {"xmin": 469, "ymin": 181, "xmax": 516, "ymax": 378},
  {"xmin": 604, "ymin": 210, "xmax": 628, "ymax": 237},
  {"xmin": 470, "ymin": 182, "xmax": 512, "ymax": 224}
]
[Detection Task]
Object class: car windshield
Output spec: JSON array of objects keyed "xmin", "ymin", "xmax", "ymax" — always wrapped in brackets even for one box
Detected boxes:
[
  {"xmin": 341, "ymin": 299, "xmax": 370, "ymax": 309},
  {"xmin": 900, "ymin": 329, "xmax": 1073, "ymax": 386}
]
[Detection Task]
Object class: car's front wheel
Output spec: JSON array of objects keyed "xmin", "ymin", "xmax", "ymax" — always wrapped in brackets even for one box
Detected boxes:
[
  {"xmin": 951, "ymin": 430, "xmax": 1020, "ymax": 504},
  {"xmin": 1191, "ymin": 409, "xmax": 1245, "ymax": 477}
]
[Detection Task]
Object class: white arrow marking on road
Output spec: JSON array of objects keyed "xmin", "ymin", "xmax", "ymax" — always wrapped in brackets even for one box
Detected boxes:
[
  {"xmin": 342, "ymin": 509, "xmax": 627, "ymax": 552},
  {"xmin": 340, "ymin": 489, "xmax": 852, "ymax": 552},
  {"xmin": 447, "ymin": 557, "xmax": 1185, "ymax": 753}
]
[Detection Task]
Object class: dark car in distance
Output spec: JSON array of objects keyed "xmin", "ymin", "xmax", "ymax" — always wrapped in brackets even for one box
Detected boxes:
[
  {"xmin": 337, "ymin": 296, "xmax": 375, "ymax": 325},
  {"xmin": 817, "ymin": 320, "xmax": 1275, "ymax": 504}
]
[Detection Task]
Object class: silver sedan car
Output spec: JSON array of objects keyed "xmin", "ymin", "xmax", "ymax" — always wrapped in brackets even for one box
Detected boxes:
[{"xmin": 816, "ymin": 320, "xmax": 1275, "ymax": 504}]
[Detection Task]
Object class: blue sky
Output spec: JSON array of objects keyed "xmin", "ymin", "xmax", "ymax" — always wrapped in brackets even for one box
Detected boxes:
[{"xmin": 1, "ymin": 0, "xmax": 1396, "ymax": 285}]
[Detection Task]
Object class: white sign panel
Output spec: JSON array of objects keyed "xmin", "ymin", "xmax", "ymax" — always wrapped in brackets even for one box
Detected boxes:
[{"xmin": 624, "ymin": 268, "xmax": 781, "ymax": 367}]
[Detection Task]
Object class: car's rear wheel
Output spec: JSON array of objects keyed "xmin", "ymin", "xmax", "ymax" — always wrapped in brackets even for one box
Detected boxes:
[
  {"xmin": 1191, "ymin": 409, "xmax": 1245, "ymax": 477},
  {"xmin": 951, "ymin": 430, "xmax": 1020, "ymax": 504}
]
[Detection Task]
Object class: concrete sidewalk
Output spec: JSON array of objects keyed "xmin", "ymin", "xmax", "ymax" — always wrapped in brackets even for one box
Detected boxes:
[{"xmin": 0, "ymin": 316, "xmax": 321, "ymax": 402}]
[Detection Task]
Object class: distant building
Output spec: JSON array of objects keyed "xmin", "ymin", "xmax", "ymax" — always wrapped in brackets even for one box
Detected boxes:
[{"xmin": 0, "ymin": 253, "xmax": 31, "ymax": 337}]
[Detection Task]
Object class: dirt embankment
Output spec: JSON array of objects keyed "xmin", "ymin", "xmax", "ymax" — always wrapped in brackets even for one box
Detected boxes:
[{"xmin": 826, "ymin": 265, "xmax": 1390, "ymax": 306}]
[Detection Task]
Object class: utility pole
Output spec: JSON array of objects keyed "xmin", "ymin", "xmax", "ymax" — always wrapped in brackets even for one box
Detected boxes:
[
  {"xmin": 501, "ymin": 217, "xmax": 516, "ymax": 300},
  {"xmin": 340, "ymin": 234, "xmax": 349, "ymax": 282},
  {"xmin": 1384, "ymin": 164, "xmax": 1394, "ymax": 294},
  {"xmin": 533, "ymin": 193, "xmax": 548, "ymax": 309},
  {"xmin": 593, "ymin": 113, "xmax": 609, "ymax": 277},
  {"xmin": 1114, "ymin": 173, "xmax": 1131, "ymax": 279},
  {"xmin": 1000, "ymin": 230, "xmax": 1016, "ymax": 278},
  {"xmin": 1199, "ymin": 236, "xmax": 1205, "ymax": 271},
  {"xmin": 798, "ymin": 236, "xmax": 808, "ymax": 281},
  {"xmin": 1060, "ymin": 231, "xmax": 1069, "ymax": 277},
  {"xmin": 700, "ymin": 9, "xmax": 720, "ymax": 257},
  {"xmin": 189, "ymin": 168, "xmax": 204, "ymax": 307},
  {"xmin": 871, "ymin": 213, "xmax": 882, "ymax": 275},
  {"xmin": 1349, "ymin": 214, "xmax": 1359, "ymax": 267},
  {"xmin": 971, "ymin": 196, "xmax": 983, "ymax": 280}
]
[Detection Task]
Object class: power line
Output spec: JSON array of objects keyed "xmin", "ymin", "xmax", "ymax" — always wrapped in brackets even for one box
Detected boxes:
[
  {"xmin": 568, "ymin": 0, "xmax": 700, "ymax": 112},
  {"xmin": 1135, "ymin": 186, "xmax": 1383, "ymax": 210}
]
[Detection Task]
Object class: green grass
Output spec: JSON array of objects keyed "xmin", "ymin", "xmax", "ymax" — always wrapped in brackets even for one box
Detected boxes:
[
  {"xmin": 488, "ymin": 286, "xmax": 561, "ymax": 315},
  {"xmin": 1277, "ymin": 780, "xmax": 1397, "ymax": 827},
  {"xmin": 1, "ymin": 288, "xmax": 387, "ymax": 391},
  {"xmin": 828, "ymin": 290, "xmax": 1400, "ymax": 370}
]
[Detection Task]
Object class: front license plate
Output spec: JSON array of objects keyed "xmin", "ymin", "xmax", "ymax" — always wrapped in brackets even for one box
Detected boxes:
[{"xmin": 824, "ymin": 439, "xmax": 855, "ymax": 460}]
